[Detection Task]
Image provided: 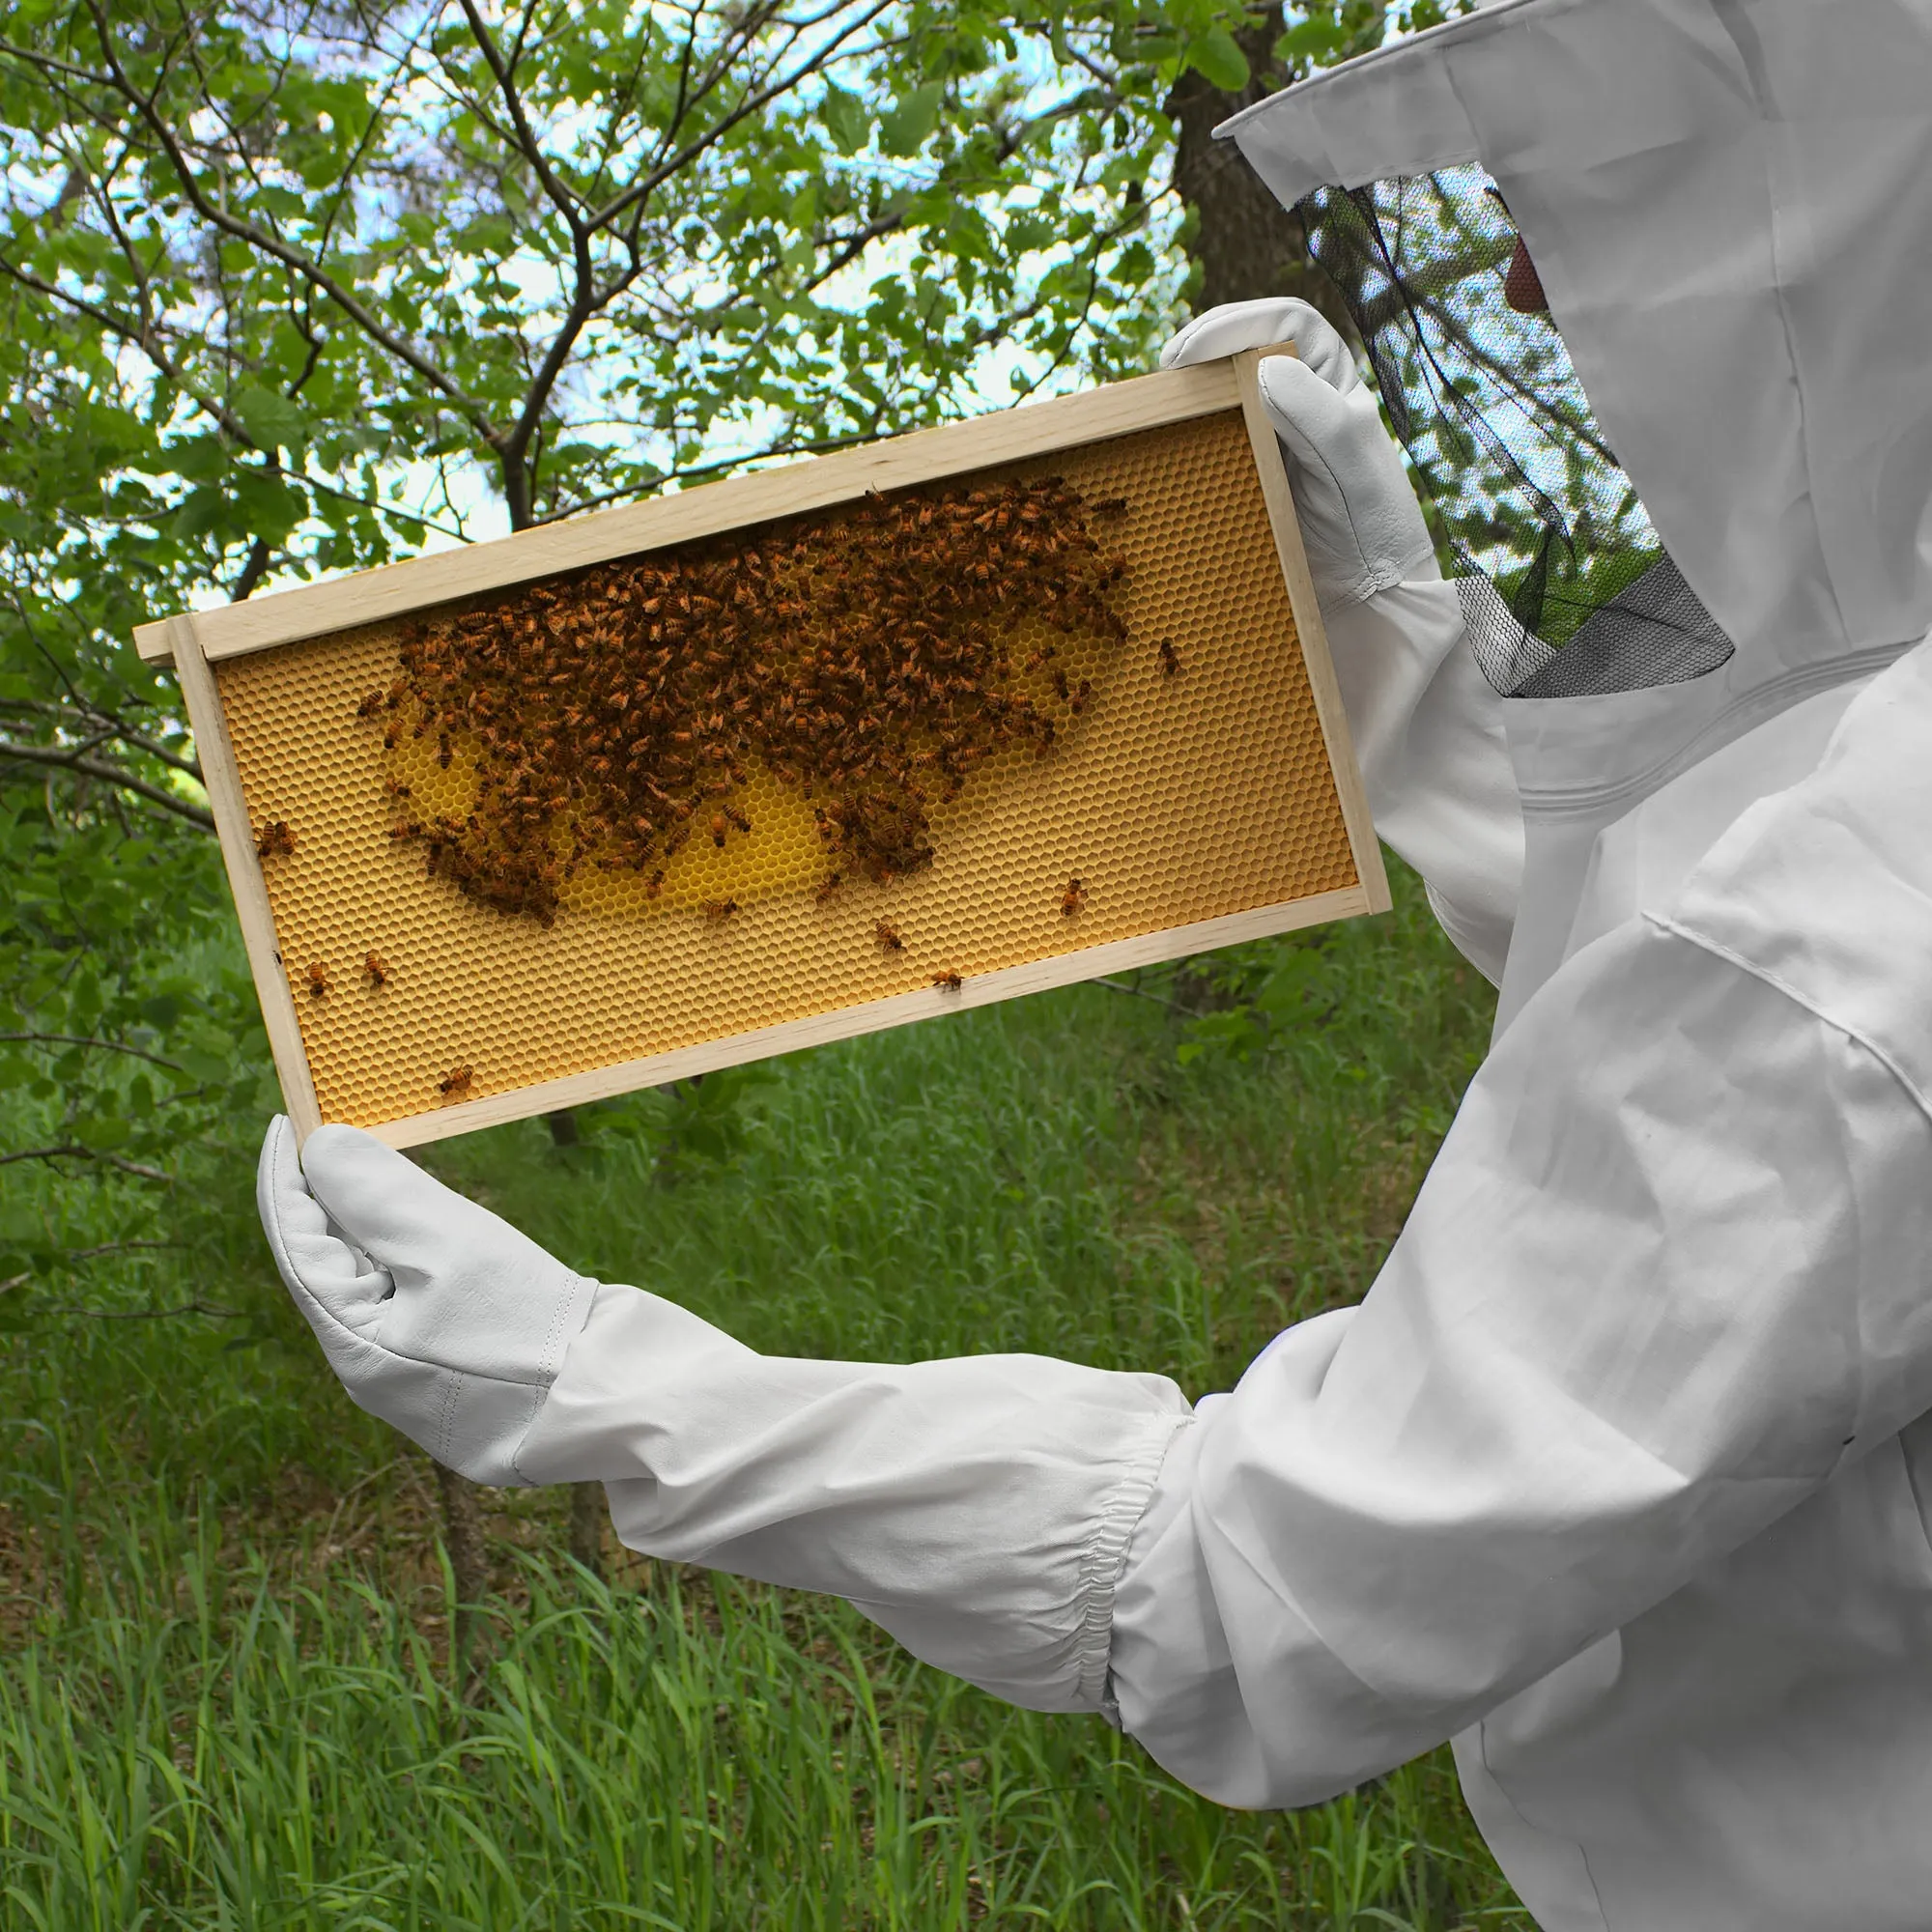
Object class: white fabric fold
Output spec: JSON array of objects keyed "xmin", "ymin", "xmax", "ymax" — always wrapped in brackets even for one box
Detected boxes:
[
  {"xmin": 1323, "ymin": 582, "xmax": 1523, "ymax": 983},
  {"xmin": 515, "ymin": 1284, "xmax": 1192, "ymax": 1713},
  {"xmin": 1108, "ymin": 640, "xmax": 1932, "ymax": 1927}
]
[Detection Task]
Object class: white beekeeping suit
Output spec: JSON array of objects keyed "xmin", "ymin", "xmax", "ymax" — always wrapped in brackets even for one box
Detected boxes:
[{"xmin": 258, "ymin": 3, "xmax": 1932, "ymax": 1925}]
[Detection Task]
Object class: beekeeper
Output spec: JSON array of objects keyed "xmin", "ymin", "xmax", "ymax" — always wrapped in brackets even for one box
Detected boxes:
[{"xmin": 256, "ymin": 2, "xmax": 1932, "ymax": 1926}]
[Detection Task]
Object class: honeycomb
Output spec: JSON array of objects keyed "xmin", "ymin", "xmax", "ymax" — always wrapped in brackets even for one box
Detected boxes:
[{"xmin": 217, "ymin": 410, "xmax": 1360, "ymax": 1133}]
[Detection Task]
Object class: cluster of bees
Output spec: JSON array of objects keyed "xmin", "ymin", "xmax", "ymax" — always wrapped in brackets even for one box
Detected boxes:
[{"xmin": 356, "ymin": 474, "xmax": 1132, "ymax": 925}]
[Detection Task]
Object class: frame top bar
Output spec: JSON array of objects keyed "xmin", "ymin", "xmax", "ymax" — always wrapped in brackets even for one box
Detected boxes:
[{"xmin": 133, "ymin": 358, "xmax": 1245, "ymax": 667}]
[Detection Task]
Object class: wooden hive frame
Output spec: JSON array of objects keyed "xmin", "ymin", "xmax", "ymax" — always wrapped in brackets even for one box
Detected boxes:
[{"xmin": 137, "ymin": 343, "xmax": 1389, "ymax": 1149}]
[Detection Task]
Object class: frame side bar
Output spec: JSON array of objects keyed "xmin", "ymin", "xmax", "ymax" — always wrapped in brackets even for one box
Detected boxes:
[
  {"xmin": 167, "ymin": 615, "xmax": 324, "ymax": 1140},
  {"xmin": 1234, "ymin": 345, "xmax": 1392, "ymax": 916}
]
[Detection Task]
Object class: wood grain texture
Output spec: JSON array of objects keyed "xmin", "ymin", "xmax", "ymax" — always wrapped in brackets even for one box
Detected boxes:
[
  {"xmin": 133, "ymin": 359, "xmax": 1244, "ymax": 668},
  {"xmin": 1236, "ymin": 345, "xmax": 1393, "ymax": 917},
  {"xmin": 166, "ymin": 615, "xmax": 325, "ymax": 1139},
  {"xmin": 347, "ymin": 883, "xmax": 1377, "ymax": 1152}
]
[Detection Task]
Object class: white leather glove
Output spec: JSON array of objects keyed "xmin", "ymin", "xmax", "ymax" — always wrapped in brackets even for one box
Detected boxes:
[
  {"xmin": 1161, "ymin": 297, "xmax": 1438, "ymax": 605},
  {"xmin": 257, "ymin": 1116, "xmax": 597, "ymax": 1484},
  {"xmin": 259, "ymin": 1117, "xmax": 1192, "ymax": 1713},
  {"xmin": 1164, "ymin": 298, "xmax": 1523, "ymax": 983}
]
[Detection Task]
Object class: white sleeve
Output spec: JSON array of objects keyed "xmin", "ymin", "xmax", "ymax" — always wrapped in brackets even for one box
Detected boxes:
[
  {"xmin": 1109, "ymin": 642, "xmax": 1932, "ymax": 1805},
  {"xmin": 514, "ymin": 1310, "xmax": 1191, "ymax": 1714},
  {"xmin": 1324, "ymin": 580, "xmax": 1524, "ymax": 983}
]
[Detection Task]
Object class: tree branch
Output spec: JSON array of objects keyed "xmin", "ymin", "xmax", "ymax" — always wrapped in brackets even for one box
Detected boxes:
[
  {"xmin": 71, "ymin": 1, "xmax": 507, "ymax": 452},
  {"xmin": 0, "ymin": 1033, "xmax": 187, "ymax": 1072},
  {"xmin": 0, "ymin": 739, "xmax": 214, "ymax": 830},
  {"xmin": 0, "ymin": 1145, "xmax": 172, "ymax": 1181}
]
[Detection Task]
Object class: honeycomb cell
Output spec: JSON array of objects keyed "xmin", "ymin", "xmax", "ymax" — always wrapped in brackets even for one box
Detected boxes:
[{"xmin": 215, "ymin": 409, "xmax": 1360, "ymax": 1131}]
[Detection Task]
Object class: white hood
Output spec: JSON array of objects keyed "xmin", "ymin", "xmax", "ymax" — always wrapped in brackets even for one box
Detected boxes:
[{"xmin": 1218, "ymin": 0, "xmax": 1932, "ymax": 677}]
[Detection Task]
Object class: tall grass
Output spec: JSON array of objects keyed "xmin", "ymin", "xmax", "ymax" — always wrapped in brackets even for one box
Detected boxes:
[{"xmin": 1, "ymin": 860, "xmax": 1524, "ymax": 1927}]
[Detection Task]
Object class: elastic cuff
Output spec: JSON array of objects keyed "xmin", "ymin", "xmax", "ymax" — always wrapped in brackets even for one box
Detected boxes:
[{"xmin": 1070, "ymin": 1410, "xmax": 1195, "ymax": 1711}]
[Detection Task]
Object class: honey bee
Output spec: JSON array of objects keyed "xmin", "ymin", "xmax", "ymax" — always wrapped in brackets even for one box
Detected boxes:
[
  {"xmin": 1060, "ymin": 877, "xmax": 1088, "ymax": 917},
  {"xmin": 363, "ymin": 952, "xmax": 389, "ymax": 987},
  {"xmin": 645, "ymin": 868, "xmax": 666, "ymax": 899},
  {"xmin": 1090, "ymin": 496, "xmax": 1128, "ymax": 518},
  {"xmin": 710, "ymin": 811, "xmax": 728, "ymax": 847},
  {"xmin": 1068, "ymin": 677, "xmax": 1093, "ymax": 715},
  {"xmin": 724, "ymin": 804, "xmax": 752, "ymax": 836},
  {"xmin": 1157, "ymin": 638, "xmax": 1181, "ymax": 679},
  {"xmin": 814, "ymin": 872, "xmax": 843, "ymax": 904},
  {"xmin": 704, "ymin": 897, "xmax": 740, "ymax": 922},
  {"xmin": 874, "ymin": 919, "xmax": 904, "ymax": 952},
  {"xmin": 306, "ymin": 961, "xmax": 330, "ymax": 997},
  {"xmin": 931, "ymin": 969, "xmax": 963, "ymax": 991},
  {"xmin": 438, "ymin": 1065, "xmax": 473, "ymax": 1100},
  {"xmin": 255, "ymin": 820, "xmax": 297, "ymax": 860}
]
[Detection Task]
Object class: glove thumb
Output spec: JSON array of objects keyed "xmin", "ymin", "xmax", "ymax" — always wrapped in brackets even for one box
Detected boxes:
[{"xmin": 1257, "ymin": 352, "xmax": 1439, "ymax": 602}]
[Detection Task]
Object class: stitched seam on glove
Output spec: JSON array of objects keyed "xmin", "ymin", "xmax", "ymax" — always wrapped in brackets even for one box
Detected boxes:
[
  {"xmin": 435, "ymin": 1368, "xmax": 464, "ymax": 1468},
  {"xmin": 263, "ymin": 1141, "xmax": 381, "ymax": 1358},
  {"xmin": 1270, "ymin": 430, "xmax": 1380, "ymax": 608},
  {"xmin": 507, "ymin": 1382, "xmax": 551, "ymax": 1488}
]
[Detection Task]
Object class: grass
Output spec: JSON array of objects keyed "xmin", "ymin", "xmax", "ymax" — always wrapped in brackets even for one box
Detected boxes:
[{"xmin": 0, "ymin": 858, "xmax": 1526, "ymax": 1928}]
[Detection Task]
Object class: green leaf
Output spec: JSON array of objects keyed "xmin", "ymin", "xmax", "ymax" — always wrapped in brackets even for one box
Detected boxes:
[
  {"xmin": 1186, "ymin": 27, "xmax": 1251, "ymax": 92},
  {"xmin": 171, "ymin": 486, "xmax": 228, "ymax": 539},
  {"xmin": 878, "ymin": 83, "xmax": 944, "ymax": 158},
  {"xmin": 232, "ymin": 388, "xmax": 307, "ymax": 456},
  {"xmin": 233, "ymin": 385, "xmax": 308, "ymax": 454},
  {"xmin": 821, "ymin": 84, "xmax": 871, "ymax": 157},
  {"xmin": 232, "ymin": 470, "xmax": 306, "ymax": 544},
  {"xmin": 254, "ymin": 184, "xmax": 308, "ymax": 222},
  {"xmin": 175, "ymin": 1048, "xmax": 233, "ymax": 1086}
]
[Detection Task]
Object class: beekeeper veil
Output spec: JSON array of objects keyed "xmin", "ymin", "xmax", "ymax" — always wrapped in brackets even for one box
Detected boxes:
[{"xmin": 1219, "ymin": 0, "xmax": 1932, "ymax": 1015}]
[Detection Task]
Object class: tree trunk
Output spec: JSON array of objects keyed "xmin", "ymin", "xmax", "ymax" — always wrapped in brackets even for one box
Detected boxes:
[
  {"xmin": 497, "ymin": 452, "xmax": 601, "ymax": 1543},
  {"xmin": 433, "ymin": 1458, "xmax": 489, "ymax": 1684},
  {"xmin": 568, "ymin": 1478, "xmax": 606, "ymax": 1577},
  {"xmin": 1165, "ymin": 17, "xmax": 1354, "ymax": 338}
]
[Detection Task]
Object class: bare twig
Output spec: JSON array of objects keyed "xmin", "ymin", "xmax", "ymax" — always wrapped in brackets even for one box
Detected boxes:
[
  {"xmin": 0, "ymin": 1033, "xmax": 187, "ymax": 1072},
  {"xmin": 1094, "ymin": 976, "xmax": 1197, "ymax": 1015},
  {"xmin": 36, "ymin": 1298, "xmax": 246, "ymax": 1321},
  {"xmin": 0, "ymin": 1145, "xmax": 171, "ymax": 1181},
  {"xmin": 71, "ymin": 2, "xmax": 506, "ymax": 450}
]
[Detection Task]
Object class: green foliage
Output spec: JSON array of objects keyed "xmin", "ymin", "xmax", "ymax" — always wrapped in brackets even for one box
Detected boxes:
[
  {"xmin": 1167, "ymin": 897, "xmax": 1486, "ymax": 1140},
  {"xmin": 0, "ymin": 797, "xmax": 270, "ymax": 1311},
  {"xmin": 0, "ymin": 0, "xmax": 1388, "ymax": 1190},
  {"xmin": 0, "ymin": 858, "xmax": 1518, "ymax": 1922},
  {"xmin": 582, "ymin": 1063, "xmax": 783, "ymax": 1188},
  {"xmin": 0, "ymin": 1541, "xmax": 1525, "ymax": 1928}
]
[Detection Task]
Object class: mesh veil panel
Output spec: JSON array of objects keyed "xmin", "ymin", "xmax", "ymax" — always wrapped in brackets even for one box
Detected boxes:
[{"xmin": 1298, "ymin": 169, "xmax": 1734, "ymax": 698}]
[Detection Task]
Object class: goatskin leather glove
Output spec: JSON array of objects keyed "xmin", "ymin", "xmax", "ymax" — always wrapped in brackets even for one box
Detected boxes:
[
  {"xmin": 1161, "ymin": 297, "xmax": 1439, "ymax": 605},
  {"xmin": 258, "ymin": 1116, "xmax": 597, "ymax": 1484},
  {"xmin": 1161, "ymin": 297, "xmax": 1522, "ymax": 984}
]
